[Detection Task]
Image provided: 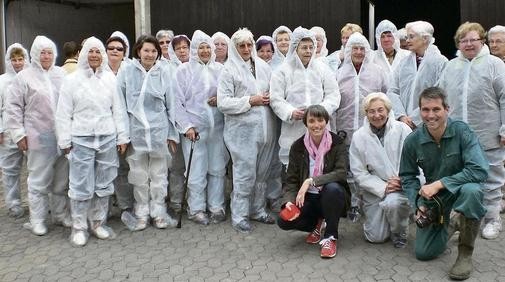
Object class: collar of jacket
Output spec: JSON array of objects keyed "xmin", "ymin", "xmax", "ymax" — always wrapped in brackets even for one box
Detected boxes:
[{"xmin": 418, "ymin": 118, "xmax": 456, "ymax": 144}]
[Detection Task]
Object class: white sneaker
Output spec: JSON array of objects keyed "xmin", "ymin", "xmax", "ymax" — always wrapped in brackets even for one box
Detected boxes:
[
  {"xmin": 31, "ymin": 223, "xmax": 48, "ymax": 236},
  {"xmin": 71, "ymin": 230, "xmax": 88, "ymax": 246},
  {"xmin": 135, "ymin": 219, "xmax": 148, "ymax": 231},
  {"xmin": 92, "ymin": 226, "xmax": 111, "ymax": 239},
  {"xmin": 482, "ymin": 218, "xmax": 502, "ymax": 239}
]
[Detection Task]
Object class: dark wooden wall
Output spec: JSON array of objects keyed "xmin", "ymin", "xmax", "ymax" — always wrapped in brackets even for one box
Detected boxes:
[
  {"xmin": 151, "ymin": 0, "xmax": 362, "ymax": 53},
  {"xmin": 460, "ymin": 0, "xmax": 505, "ymax": 30}
]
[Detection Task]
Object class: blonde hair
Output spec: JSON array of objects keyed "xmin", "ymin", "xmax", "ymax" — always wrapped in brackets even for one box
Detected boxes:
[
  {"xmin": 9, "ymin": 47, "xmax": 25, "ymax": 59},
  {"xmin": 363, "ymin": 92, "xmax": 392, "ymax": 114},
  {"xmin": 341, "ymin": 23, "xmax": 363, "ymax": 35},
  {"xmin": 454, "ymin": 22, "xmax": 486, "ymax": 47}
]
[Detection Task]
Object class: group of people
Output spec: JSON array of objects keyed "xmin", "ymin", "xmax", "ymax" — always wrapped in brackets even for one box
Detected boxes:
[{"xmin": 1, "ymin": 17, "xmax": 505, "ymax": 280}]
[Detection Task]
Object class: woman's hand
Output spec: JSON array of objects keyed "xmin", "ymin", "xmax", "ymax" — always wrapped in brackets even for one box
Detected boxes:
[
  {"xmin": 63, "ymin": 146, "xmax": 72, "ymax": 155},
  {"xmin": 167, "ymin": 139, "xmax": 177, "ymax": 154},
  {"xmin": 295, "ymin": 178, "xmax": 312, "ymax": 207},
  {"xmin": 185, "ymin": 127, "xmax": 198, "ymax": 141},
  {"xmin": 17, "ymin": 137, "xmax": 28, "ymax": 151},
  {"xmin": 117, "ymin": 143, "xmax": 128, "ymax": 154},
  {"xmin": 207, "ymin": 96, "xmax": 217, "ymax": 107}
]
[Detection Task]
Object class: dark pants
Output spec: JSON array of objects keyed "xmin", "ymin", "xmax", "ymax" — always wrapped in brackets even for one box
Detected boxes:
[{"xmin": 277, "ymin": 182, "xmax": 346, "ymax": 238}]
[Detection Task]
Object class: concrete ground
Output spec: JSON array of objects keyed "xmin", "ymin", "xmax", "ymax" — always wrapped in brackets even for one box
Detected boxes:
[{"xmin": 1, "ymin": 168, "xmax": 504, "ymax": 281}]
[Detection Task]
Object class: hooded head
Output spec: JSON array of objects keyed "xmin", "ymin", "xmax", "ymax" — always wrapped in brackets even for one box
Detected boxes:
[
  {"xmin": 272, "ymin": 25, "xmax": 292, "ymax": 57},
  {"xmin": 168, "ymin": 34, "xmax": 191, "ymax": 66},
  {"xmin": 256, "ymin": 35, "xmax": 276, "ymax": 63},
  {"xmin": 4, "ymin": 43, "xmax": 29, "ymax": 75},
  {"xmin": 310, "ymin": 26, "xmax": 328, "ymax": 57},
  {"xmin": 228, "ymin": 28, "xmax": 256, "ymax": 65},
  {"xmin": 212, "ymin": 32, "xmax": 230, "ymax": 63},
  {"xmin": 375, "ymin": 20, "xmax": 401, "ymax": 53},
  {"xmin": 110, "ymin": 31, "xmax": 130, "ymax": 58},
  {"xmin": 344, "ymin": 32, "xmax": 372, "ymax": 66},
  {"xmin": 286, "ymin": 26, "xmax": 317, "ymax": 69},
  {"xmin": 77, "ymin": 36, "xmax": 108, "ymax": 75},
  {"xmin": 30, "ymin": 35, "xmax": 58, "ymax": 71},
  {"xmin": 190, "ymin": 30, "xmax": 216, "ymax": 65}
]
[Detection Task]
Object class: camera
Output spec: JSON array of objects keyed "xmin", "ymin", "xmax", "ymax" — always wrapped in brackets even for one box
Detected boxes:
[{"xmin": 415, "ymin": 194, "xmax": 444, "ymax": 229}]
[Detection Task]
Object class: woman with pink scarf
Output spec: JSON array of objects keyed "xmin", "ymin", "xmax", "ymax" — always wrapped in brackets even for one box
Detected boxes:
[{"xmin": 277, "ymin": 105, "xmax": 350, "ymax": 259}]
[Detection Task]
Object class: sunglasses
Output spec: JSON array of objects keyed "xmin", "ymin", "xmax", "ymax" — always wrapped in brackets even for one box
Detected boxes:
[
  {"xmin": 107, "ymin": 46, "xmax": 124, "ymax": 52},
  {"xmin": 159, "ymin": 40, "xmax": 170, "ymax": 45}
]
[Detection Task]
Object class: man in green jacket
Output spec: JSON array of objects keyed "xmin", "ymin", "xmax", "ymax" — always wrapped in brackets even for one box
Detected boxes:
[{"xmin": 400, "ymin": 87, "xmax": 489, "ymax": 280}]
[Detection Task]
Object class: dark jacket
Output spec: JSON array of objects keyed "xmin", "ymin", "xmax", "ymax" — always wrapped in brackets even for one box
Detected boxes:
[{"xmin": 283, "ymin": 131, "xmax": 351, "ymax": 210}]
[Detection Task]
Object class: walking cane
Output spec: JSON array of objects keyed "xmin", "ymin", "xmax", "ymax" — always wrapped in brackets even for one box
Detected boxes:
[{"xmin": 177, "ymin": 134, "xmax": 199, "ymax": 228}]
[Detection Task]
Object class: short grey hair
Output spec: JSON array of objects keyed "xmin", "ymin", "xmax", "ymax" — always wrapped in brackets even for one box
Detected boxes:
[
  {"xmin": 232, "ymin": 28, "xmax": 254, "ymax": 46},
  {"xmin": 363, "ymin": 92, "xmax": 392, "ymax": 114},
  {"xmin": 156, "ymin": 29, "xmax": 174, "ymax": 41},
  {"xmin": 406, "ymin": 21, "xmax": 434, "ymax": 44},
  {"xmin": 489, "ymin": 25, "xmax": 505, "ymax": 37}
]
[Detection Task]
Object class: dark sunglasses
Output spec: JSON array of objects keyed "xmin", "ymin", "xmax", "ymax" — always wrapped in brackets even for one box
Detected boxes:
[
  {"xmin": 159, "ymin": 40, "xmax": 170, "ymax": 45},
  {"xmin": 107, "ymin": 46, "xmax": 124, "ymax": 52}
]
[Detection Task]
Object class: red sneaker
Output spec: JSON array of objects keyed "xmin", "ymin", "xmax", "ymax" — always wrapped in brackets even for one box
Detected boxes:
[
  {"xmin": 320, "ymin": 237, "xmax": 337, "ymax": 258},
  {"xmin": 305, "ymin": 219, "xmax": 325, "ymax": 244}
]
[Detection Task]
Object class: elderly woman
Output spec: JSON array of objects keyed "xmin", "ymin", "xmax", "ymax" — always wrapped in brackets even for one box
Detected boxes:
[
  {"xmin": 6, "ymin": 36, "xmax": 70, "ymax": 235},
  {"xmin": 110, "ymin": 31, "xmax": 130, "ymax": 60},
  {"xmin": 105, "ymin": 36, "xmax": 127, "ymax": 75},
  {"xmin": 212, "ymin": 32, "xmax": 230, "ymax": 64},
  {"xmin": 0, "ymin": 43, "xmax": 29, "ymax": 218},
  {"xmin": 270, "ymin": 26, "xmax": 292, "ymax": 70},
  {"xmin": 156, "ymin": 29, "xmax": 175, "ymax": 61},
  {"xmin": 488, "ymin": 25, "xmax": 505, "ymax": 62},
  {"xmin": 168, "ymin": 35, "xmax": 191, "ymax": 66},
  {"xmin": 277, "ymin": 105, "xmax": 349, "ymax": 258},
  {"xmin": 270, "ymin": 26, "xmax": 340, "ymax": 166},
  {"xmin": 373, "ymin": 20, "xmax": 410, "ymax": 83},
  {"xmin": 387, "ymin": 21, "xmax": 448, "ymax": 129},
  {"xmin": 349, "ymin": 93, "xmax": 411, "ymax": 248},
  {"xmin": 256, "ymin": 36, "xmax": 275, "ymax": 64},
  {"xmin": 334, "ymin": 32, "xmax": 388, "ymax": 222},
  {"xmin": 174, "ymin": 30, "xmax": 228, "ymax": 225},
  {"xmin": 217, "ymin": 28, "xmax": 277, "ymax": 233},
  {"xmin": 439, "ymin": 22, "xmax": 505, "ymax": 240},
  {"xmin": 327, "ymin": 23, "xmax": 363, "ymax": 73},
  {"xmin": 117, "ymin": 35, "xmax": 179, "ymax": 231},
  {"xmin": 398, "ymin": 28, "xmax": 408, "ymax": 50},
  {"xmin": 56, "ymin": 37, "xmax": 129, "ymax": 246}
]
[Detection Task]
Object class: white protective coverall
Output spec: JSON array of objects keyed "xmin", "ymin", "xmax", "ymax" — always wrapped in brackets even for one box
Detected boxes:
[
  {"xmin": 174, "ymin": 30, "xmax": 229, "ymax": 216},
  {"xmin": 212, "ymin": 32, "xmax": 231, "ymax": 63},
  {"xmin": 56, "ymin": 37, "xmax": 129, "ymax": 238},
  {"xmin": 350, "ymin": 112, "xmax": 411, "ymax": 242},
  {"xmin": 270, "ymin": 26, "xmax": 341, "ymax": 165},
  {"xmin": 334, "ymin": 33, "xmax": 388, "ymax": 142},
  {"xmin": 166, "ymin": 34, "xmax": 190, "ymax": 212},
  {"xmin": 117, "ymin": 54, "xmax": 179, "ymax": 223},
  {"xmin": 270, "ymin": 26, "xmax": 292, "ymax": 70},
  {"xmin": 217, "ymin": 29, "xmax": 276, "ymax": 226},
  {"xmin": 386, "ymin": 40, "xmax": 447, "ymax": 125},
  {"xmin": 5, "ymin": 36, "xmax": 70, "ymax": 233},
  {"xmin": 372, "ymin": 20, "xmax": 410, "ymax": 84},
  {"xmin": 439, "ymin": 45, "xmax": 505, "ymax": 221},
  {"xmin": 0, "ymin": 43, "xmax": 29, "ymax": 215}
]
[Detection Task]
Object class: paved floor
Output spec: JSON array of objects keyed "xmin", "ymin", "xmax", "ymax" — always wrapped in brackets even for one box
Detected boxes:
[{"xmin": 1, "ymin": 175, "xmax": 504, "ymax": 281}]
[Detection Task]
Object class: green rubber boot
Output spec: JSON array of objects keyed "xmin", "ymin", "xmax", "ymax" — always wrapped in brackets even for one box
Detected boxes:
[{"xmin": 448, "ymin": 217, "xmax": 481, "ymax": 280}]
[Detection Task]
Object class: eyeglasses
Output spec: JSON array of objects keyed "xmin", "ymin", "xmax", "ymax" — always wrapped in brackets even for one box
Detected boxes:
[
  {"xmin": 159, "ymin": 40, "xmax": 170, "ymax": 45},
  {"xmin": 458, "ymin": 38, "xmax": 482, "ymax": 45},
  {"xmin": 489, "ymin": 39, "xmax": 504, "ymax": 45},
  {"xmin": 107, "ymin": 46, "xmax": 124, "ymax": 52}
]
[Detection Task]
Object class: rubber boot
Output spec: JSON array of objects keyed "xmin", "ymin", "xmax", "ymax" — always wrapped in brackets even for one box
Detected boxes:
[
  {"xmin": 447, "ymin": 211, "xmax": 461, "ymax": 239},
  {"xmin": 448, "ymin": 217, "xmax": 481, "ymax": 280}
]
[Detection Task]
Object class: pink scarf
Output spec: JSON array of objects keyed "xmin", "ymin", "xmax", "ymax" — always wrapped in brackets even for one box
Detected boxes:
[{"xmin": 303, "ymin": 128, "xmax": 332, "ymax": 177}]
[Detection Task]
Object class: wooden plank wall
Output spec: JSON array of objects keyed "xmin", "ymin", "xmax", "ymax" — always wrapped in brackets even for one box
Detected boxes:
[
  {"xmin": 151, "ymin": 0, "xmax": 362, "ymax": 53},
  {"xmin": 460, "ymin": 0, "xmax": 505, "ymax": 30}
]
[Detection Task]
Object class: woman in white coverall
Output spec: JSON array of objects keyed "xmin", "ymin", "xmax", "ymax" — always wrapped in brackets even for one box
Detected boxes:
[
  {"xmin": 0, "ymin": 43, "xmax": 29, "ymax": 218},
  {"xmin": 6, "ymin": 35, "xmax": 70, "ymax": 235},
  {"xmin": 386, "ymin": 21, "xmax": 448, "ymax": 129},
  {"xmin": 270, "ymin": 26, "xmax": 292, "ymax": 70},
  {"xmin": 217, "ymin": 28, "xmax": 277, "ymax": 233},
  {"xmin": 212, "ymin": 32, "xmax": 230, "ymax": 64},
  {"xmin": 56, "ymin": 37, "xmax": 130, "ymax": 246},
  {"xmin": 349, "ymin": 93, "xmax": 411, "ymax": 248},
  {"xmin": 439, "ymin": 22, "xmax": 505, "ymax": 240},
  {"xmin": 270, "ymin": 26, "xmax": 340, "ymax": 166},
  {"xmin": 174, "ymin": 30, "xmax": 229, "ymax": 225},
  {"xmin": 334, "ymin": 32, "xmax": 388, "ymax": 222},
  {"xmin": 117, "ymin": 35, "xmax": 179, "ymax": 231}
]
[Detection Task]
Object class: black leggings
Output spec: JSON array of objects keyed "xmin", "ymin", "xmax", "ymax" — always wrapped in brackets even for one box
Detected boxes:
[{"xmin": 277, "ymin": 182, "xmax": 346, "ymax": 238}]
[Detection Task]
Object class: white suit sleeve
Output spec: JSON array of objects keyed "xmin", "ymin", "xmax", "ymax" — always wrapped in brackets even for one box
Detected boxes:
[
  {"xmin": 386, "ymin": 65, "xmax": 407, "ymax": 120},
  {"xmin": 165, "ymin": 75, "xmax": 180, "ymax": 144},
  {"xmin": 269, "ymin": 70, "xmax": 296, "ymax": 122},
  {"xmin": 319, "ymin": 65, "xmax": 341, "ymax": 115},
  {"xmin": 55, "ymin": 80, "xmax": 74, "ymax": 149},
  {"xmin": 349, "ymin": 134, "xmax": 387, "ymax": 198},
  {"xmin": 5, "ymin": 76, "xmax": 27, "ymax": 143},
  {"xmin": 110, "ymin": 76, "xmax": 129, "ymax": 145},
  {"xmin": 217, "ymin": 69, "xmax": 252, "ymax": 115},
  {"xmin": 173, "ymin": 67, "xmax": 194, "ymax": 134}
]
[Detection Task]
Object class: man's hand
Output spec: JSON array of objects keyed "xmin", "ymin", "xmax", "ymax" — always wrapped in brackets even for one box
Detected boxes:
[
  {"xmin": 207, "ymin": 96, "xmax": 217, "ymax": 107},
  {"xmin": 185, "ymin": 128, "xmax": 198, "ymax": 142},
  {"xmin": 419, "ymin": 180, "xmax": 444, "ymax": 199},
  {"xmin": 291, "ymin": 109, "xmax": 305, "ymax": 120},
  {"xmin": 167, "ymin": 139, "xmax": 177, "ymax": 154},
  {"xmin": 117, "ymin": 143, "xmax": 128, "ymax": 154},
  {"xmin": 399, "ymin": 115, "xmax": 416, "ymax": 129},
  {"xmin": 385, "ymin": 176, "xmax": 402, "ymax": 194},
  {"xmin": 17, "ymin": 137, "xmax": 27, "ymax": 151}
]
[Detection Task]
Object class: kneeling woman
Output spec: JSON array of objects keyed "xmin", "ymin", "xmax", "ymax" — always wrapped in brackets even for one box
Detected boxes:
[{"xmin": 277, "ymin": 105, "xmax": 350, "ymax": 258}]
